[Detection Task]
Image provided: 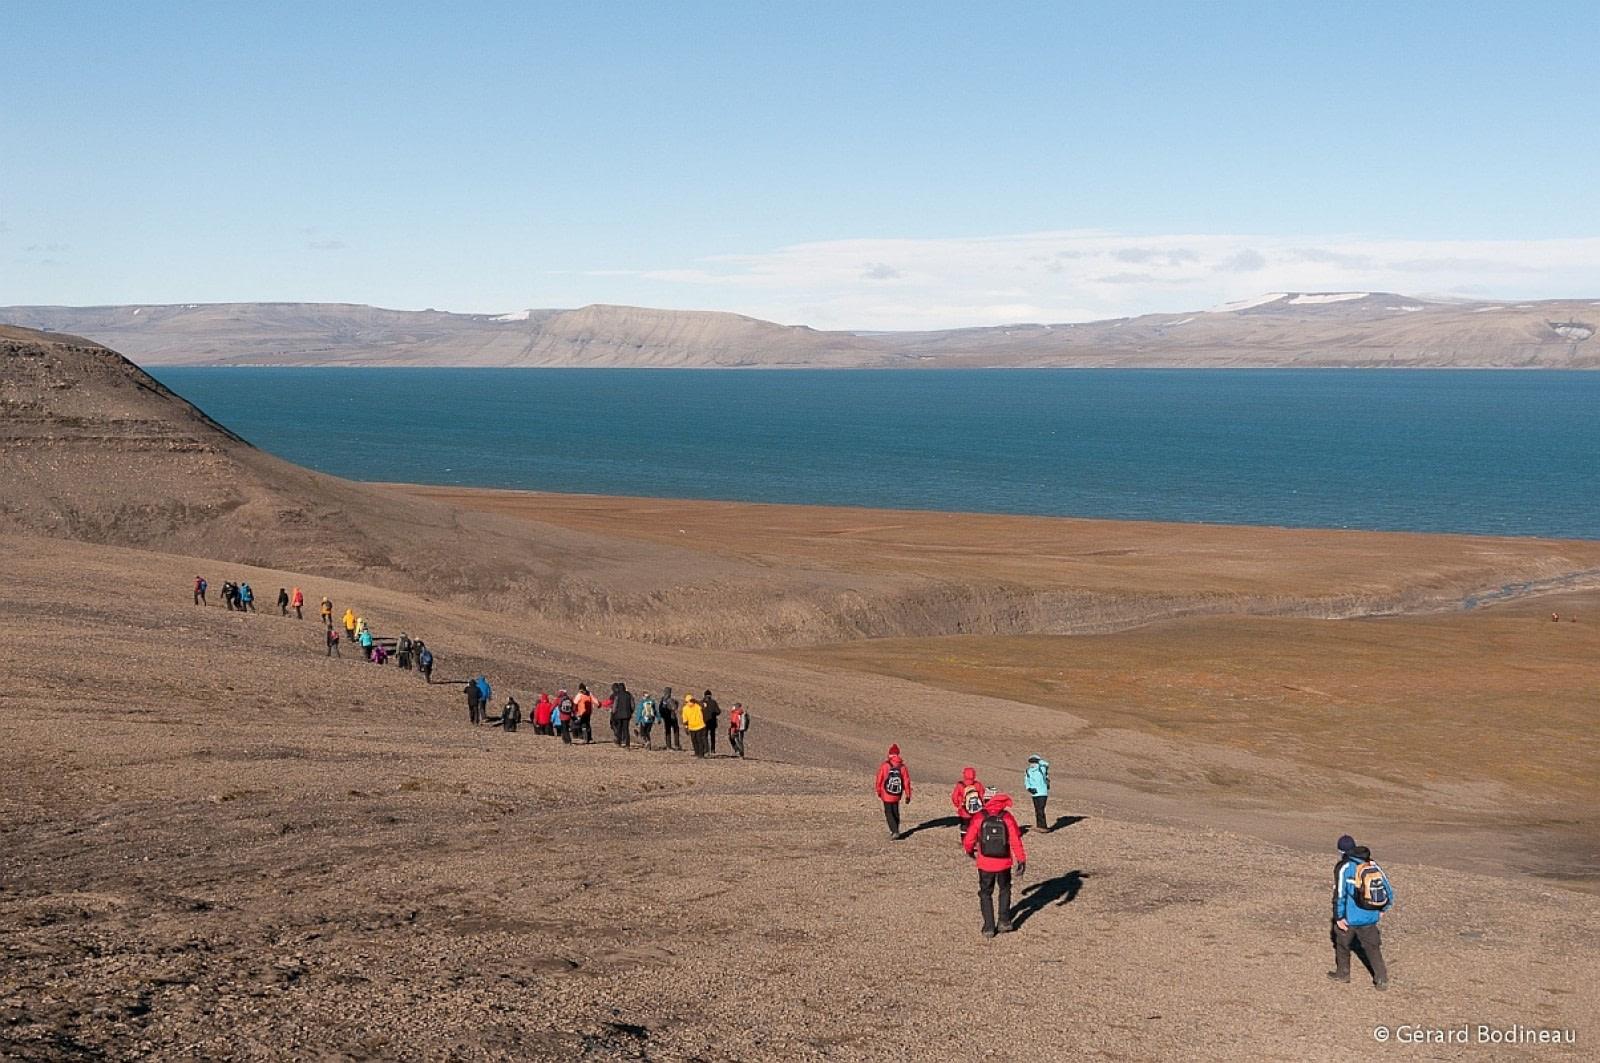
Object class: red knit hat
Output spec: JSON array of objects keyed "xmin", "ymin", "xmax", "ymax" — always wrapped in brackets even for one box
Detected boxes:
[{"xmin": 888, "ymin": 743, "xmax": 900, "ymax": 756}]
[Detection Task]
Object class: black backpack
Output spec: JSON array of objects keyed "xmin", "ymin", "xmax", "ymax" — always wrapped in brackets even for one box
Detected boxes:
[
  {"xmin": 883, "ymin": 765, "xmax": 904, "ymax": 796},
  {"xmin": 978, "ymin": 814, "xmax": 1011, "ymax": 859}
]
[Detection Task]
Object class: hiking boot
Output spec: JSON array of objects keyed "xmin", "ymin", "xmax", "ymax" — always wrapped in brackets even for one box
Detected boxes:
[
  {"xmin": 1326, "ymin": 971, "xmax": 1350, "ymax": 983},
  {"xmin": 1374, "ymin": 980, "xmax": 1389, "ymax": 992},
  {"xmin": 981, "ymin": 928, "xmax": 996, "ymax": 939},
  {"xmin": 998, "ymin": 923, "xmax": 1014, "ymax": 934}
]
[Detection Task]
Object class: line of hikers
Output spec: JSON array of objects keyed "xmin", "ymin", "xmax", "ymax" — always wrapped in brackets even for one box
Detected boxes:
[
  {"xmin": 874, "ymin": 745, "xmax": 1396, "ymax": 978},
  {"xmin": 189, "ymin": 576, "xmax": 437, "ymax": 680},
  {"xmin": 464, "ymin": 680, "xmax": 751, "ymax": 757}
]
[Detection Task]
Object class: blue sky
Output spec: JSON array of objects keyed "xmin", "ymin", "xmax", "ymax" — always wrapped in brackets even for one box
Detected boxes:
[{"xmin": 4, "ymin": 1, "xmax": 1598, "ymax": 327}]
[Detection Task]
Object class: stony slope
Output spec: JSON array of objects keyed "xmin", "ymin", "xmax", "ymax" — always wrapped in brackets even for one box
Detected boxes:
[{"xmin": 4, "ymin": 292, "xmax": 1597, "ymax": 367}]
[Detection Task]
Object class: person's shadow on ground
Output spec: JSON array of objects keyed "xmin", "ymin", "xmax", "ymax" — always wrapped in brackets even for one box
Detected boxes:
[
  {"xmin": 1011, "ymin": 869, "xmax": 1087, "ymax": 929},
  {"xmin": 901, "ymin": 814, "xmax": 962, "ymax": 838}
]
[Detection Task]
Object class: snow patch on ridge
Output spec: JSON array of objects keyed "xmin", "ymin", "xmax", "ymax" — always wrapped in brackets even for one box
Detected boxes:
[
  {"xmin": 1206, "ymin": 293, "xmax": 1288, "ymax": 313},
  {"xmin": 1289, "ymin": 292, "xmax": 1369, "ymax": 305},
  {"xmin": 492, "ymin": 309, "xmax": 532, "ymax": 322}
]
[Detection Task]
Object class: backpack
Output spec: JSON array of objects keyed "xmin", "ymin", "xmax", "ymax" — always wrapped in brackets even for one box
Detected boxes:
[
  {"xmin": 882, "ymin": 764, "xmax": 904, "ymax": 796},
  {"xmin": 198, "ymin": 579, "xmax": 207, "ymax": 592},
  {"xmin": 978, "ymin": 814, "xmax": 1011, "ymax": 859},
  {"xmin": 639, "ymin": 697, "xmax": 656, "ymax": 723},
  {"xmin": 729, "ymin": 707, "xmax": 745, "ymax": 731},
  {"xmin": 1352, "ymin": 861, "xmax": 1391, "ymax": 910},
  {"xmin": 962, "ymin": 784, "xmax": 983, "ymax": 816},
  {"xmin": 419, "ymin": 649, "xmax": 432, "ymax": 668},
  {"xmin": 504, "ymin": 700, "xmax": 521, "ymax": 726}
]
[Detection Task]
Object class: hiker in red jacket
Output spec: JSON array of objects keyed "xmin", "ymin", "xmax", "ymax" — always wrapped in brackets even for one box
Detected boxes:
[
  {"xmin": 533, "ymin": 692, "xmax": 554, "ymax": 735},
  {"xmin": 950, "ymin": 766, "xmax": 986, "ymax": 839},
  {"xmin": 962, "ymin": 792, "xmax": 1027, "ymax": 938},
  {"xmin": 875, "ymin": 744, "xmax": 913, "ymax": 840}
]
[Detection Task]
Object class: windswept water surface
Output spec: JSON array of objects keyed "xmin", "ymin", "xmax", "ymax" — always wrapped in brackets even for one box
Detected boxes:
[{"xmin": 151, "ymin": 368, "xmax": 1600, "ymax": 539}]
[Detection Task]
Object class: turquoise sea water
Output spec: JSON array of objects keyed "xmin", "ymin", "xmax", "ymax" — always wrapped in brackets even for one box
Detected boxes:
[{"xmin": 150, "ymin": 368, "xmax": 1600, "ymax": 539}]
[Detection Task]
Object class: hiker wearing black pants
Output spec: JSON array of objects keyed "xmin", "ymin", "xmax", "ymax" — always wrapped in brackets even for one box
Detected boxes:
[
  {"xmin": 277, "ymin": 588, "xmax": 290, "ymax": 616},
  {"xmin": 658, "ymin": 687, "xmax": 681, "ymax": 751},
  {"xmin": 874, "ymin": 745, "xmax": 911, "ymax": 839},
  {"xmin": 963, "ymin": 793, "xmax": 1027, "ymax": 938},
  {"xmin": 1023, "ymin": 754, "xmax": 1051, "ymax": 831},
  {"xmin": 702, "ymin": 691, "xmax": 721, "ymax": 754},
  {"xmin": 325, "ymin": 626, "xmax": 340, "ymax": 657},
  {"xmin": 464, "ymin": 681, "xmax": 482, "ymax": 725},
  {"xmin": 610, "ymin": 683, "xmax": 634, "ymax": 748}
]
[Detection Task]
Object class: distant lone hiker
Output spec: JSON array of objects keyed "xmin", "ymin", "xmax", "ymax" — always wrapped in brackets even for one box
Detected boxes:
[
  {"xmin": 875, "ymin": 745, "xmax": 912, "ymax": 840},
  {"xmin": 193, "ymin": 576, "xmax": 208, "ymax": 606},
  {"xmin": 1023, "ymin": 754, "xmax": 1051, "ymax": 832},
  {"xmin": 962, "ymin": 792, "xmax": 1026, "ymax": 938},
  {"xmin": 1329, "ymin": 837, "xmax": 1394, "ymax": 990}
]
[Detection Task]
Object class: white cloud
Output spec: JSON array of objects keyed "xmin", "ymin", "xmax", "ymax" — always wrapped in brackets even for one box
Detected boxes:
[{"xmin": 595, "ymin": 230, "xmax": 1600, "ymax": 329}]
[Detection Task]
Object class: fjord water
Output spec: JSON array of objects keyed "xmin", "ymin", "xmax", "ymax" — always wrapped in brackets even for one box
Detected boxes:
[{"xmin": 153, "ymin": 368, "xmax": 1600, "ymax": 539}]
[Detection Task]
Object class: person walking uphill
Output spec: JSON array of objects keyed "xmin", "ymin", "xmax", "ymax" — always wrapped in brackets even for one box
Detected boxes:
[
  {"xmin": 278, "ymin": 588, "xmax": 291, "ymax": 616},
  {"xmin": 464, "ymin": 680, "xmax": 483, "ymax": 725},
  {"xmin": 702, "ymin": 691, "xmax": 722, "ymax": 754},
  {"xmin": 951, "ymin": 767, "xmax": 986, "ymax": 839},
  {"xmin": 320, "ymin": 596, "xmax": 333, "ymax": 626},
  {"xmin": 875, "ymin": 745, "xmax": 913, "ymax": 840},
  {"xmin": 682, "ymin": 692, "xmax": 709, "ymax": 757},
  {"xmin": 573, "ymin": 685, "xmax": 596, "ymax": 743},
  {"xmin": 193, "ymin": 576, "xmax": 207, "ymax": 606},
  {"xmin": 343, "ymin": 608, "xmax": 357, "ymax": 643},
  {"xmin": 534, "ymin": 692, "xmax": 554, "ymax": 736},
  {"xmin": 290, "ymin": 587, "xmax": 304, "ymax": 619},
  {"xmin": 1329, "ymin": 837, "xmax": 1394, "ymax": 990},
  {"xmin": 635, "ymin": 692, "xmax": 657, "ymax": 749},
  {"xmin": 610, "ymin": 682, "xmax": 634, "ymax": 748},
  {"xmin": 963, "ymin": 792, "xmax": 1027, "ymax": 938},
  {"xmin": 1023, "ymin": 755, "xmax": 1051, "ymax": 831},
  {"xmin": 658, "ymin": 687, "xmax": 681, "ymax": 751},
  {"xmin": 727, "ymin": 703, "xmax": 750, "ymax": 758}
]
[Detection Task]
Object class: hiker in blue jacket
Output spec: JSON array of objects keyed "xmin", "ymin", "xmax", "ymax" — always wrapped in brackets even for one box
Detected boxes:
[
  {"xmin": 472, "ymin": 677, "xmax": 491, "ymax": 726},
  {"xmin": 1023, "ymin": 754, "xmax": 1051, "ymax": 832},
  {"xmin": 1329, "ymin": 836, "xmax": 1393, "ymax": 990}
]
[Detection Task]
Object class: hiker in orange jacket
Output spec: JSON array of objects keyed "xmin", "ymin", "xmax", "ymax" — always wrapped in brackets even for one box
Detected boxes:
[
  {"xmin": 950, "ymin": 766, "xmax": 986, "ymax": 837},
  {"xmin": 962, "ymin": 792, "xmax": 1027, "ymax": 938},
  {"xmin": 290, "ymin": 587, "xmax": 304, "ymax": 619},
  {"xmin": 875, "ymin": 744, "xmax": 912, "ymax": 840}
]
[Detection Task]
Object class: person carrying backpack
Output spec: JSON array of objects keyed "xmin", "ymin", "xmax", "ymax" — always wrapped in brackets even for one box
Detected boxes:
[
  {"xmin": 1329, "ymin": 837, "xmax": 1393, "ymax": 990},
  {"xmin": 635, "ymin": 693, "xmax": 657, "ymax": 749},
  {"xmin": 499, "ymin": 696, "xmax": 522, "ymax": 733},
  {"xmin": 727, "ymin": 703, "xmax": 750, "ymax": 758},
  {"xmin": 291, "ymin": 587, "xmax": 304, "ymax": 619},
  {"xmin": 658, "ymin": 687, "xmax": 681, "ymax": 751},
  {"xmin": 416, "ymin": 642, "xmax": 434, "ymax": 682},
  {"xmin": 950, "ymin": 767, "xmax": 987, "ymax": 839},
  {"xmin": 875, "ymin": 745, "xmax": 913, "ymax": 840},
  {"xmin": 534, "ymin": 692, "xmax": 555, "ymax": 735},
  {"xmin": 475, "ymin": 677, "xmax": 492, "ymax": 725},
  {"xmin": 962, "ymin": 792, "xmax": 1027, "ymax": 938},
  {"xmin": 554, "ymin": 691, "xmax": 573, "ymax": 743},
  {"xmin": 1023, "ymin": 754, "xmax": 1051, "ymax": 831},
  {"xmin": 239, "ymin": 583, "xmax": 255, "ymax": 612},
  {"xmin": 194, "ymin": 576, "xmax": 208, "ymax": 606},
  {"xmin": 320, "ymin": 596, "xmax": 333, "ymax": 625},
  {"xmin": 325, "ymin": 625, "xmax": 340, "ymax": 657},
  {"xmin": 702, "ymin": 691, "xmax": 721, "ymax": 754},
  {"xmin": 396, "ymin": 633, "xmax": 413, "ymax": 670},
  {"xmin": 342, "ymin": 608, "xmax": 357, "ymax": 642}
]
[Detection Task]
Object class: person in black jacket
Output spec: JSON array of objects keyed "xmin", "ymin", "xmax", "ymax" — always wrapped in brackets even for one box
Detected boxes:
[
  {"xmin": 658, "ymin": 687, "xmax": 681, "ymax": 751},
  {"xmin": 702, "ymin": 691, "xmax": 721, "ymax": 754},
  {"xmin": 610, "ymin": 682, "xmax": 634, "ymax": 747},
  {"xmin": 464, "ymin": 680, "xmax": 482, "ymax": 725}
]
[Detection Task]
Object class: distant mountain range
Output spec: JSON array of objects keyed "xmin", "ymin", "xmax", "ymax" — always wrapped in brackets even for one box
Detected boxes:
[{"xmin": 4, "ymin": 292, "xmax": 1596, "ymax": 368}]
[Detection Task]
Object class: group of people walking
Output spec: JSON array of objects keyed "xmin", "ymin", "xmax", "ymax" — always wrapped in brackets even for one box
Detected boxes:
[
  {"xmin": 874, "ymin": 745, "xmax": 1397, "ymax": 984},
  {"xmin": 464, "ymin": 680, "xmax": 752, "ymax": 758},
  {"xmin": 190, "ymin": 575, "xmax": 437, "ymax": 680}
]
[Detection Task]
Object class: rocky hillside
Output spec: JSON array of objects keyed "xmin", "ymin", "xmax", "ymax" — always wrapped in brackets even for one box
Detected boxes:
[{"xmin": 3, "ymin": 292, "xmax": 1597, "ymax": 367}]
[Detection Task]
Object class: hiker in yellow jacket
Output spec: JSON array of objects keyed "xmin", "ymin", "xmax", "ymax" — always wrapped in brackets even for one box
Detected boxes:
[
  {"xmin": 342, "ymin": 608, "xmax": 357, "ymax": 641},
  {"xmin": 681, "ymin": 693, "xmax": 709, "ymax": 758}
]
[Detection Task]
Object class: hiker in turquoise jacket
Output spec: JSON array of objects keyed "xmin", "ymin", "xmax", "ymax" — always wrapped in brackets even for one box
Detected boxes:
[
  {"xmin": 1023, "ymin": 754, "xmax": 1051, "ymax": 831},
  {"xmin": 1329, "ymin": 838, "xmax": 1393, "ymax": 990}
]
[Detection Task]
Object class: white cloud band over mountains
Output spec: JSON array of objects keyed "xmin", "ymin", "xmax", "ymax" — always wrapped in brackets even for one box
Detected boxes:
[{"xmin": 589, "ymin": 232, "xmax": 1600, "ymax": 329}]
